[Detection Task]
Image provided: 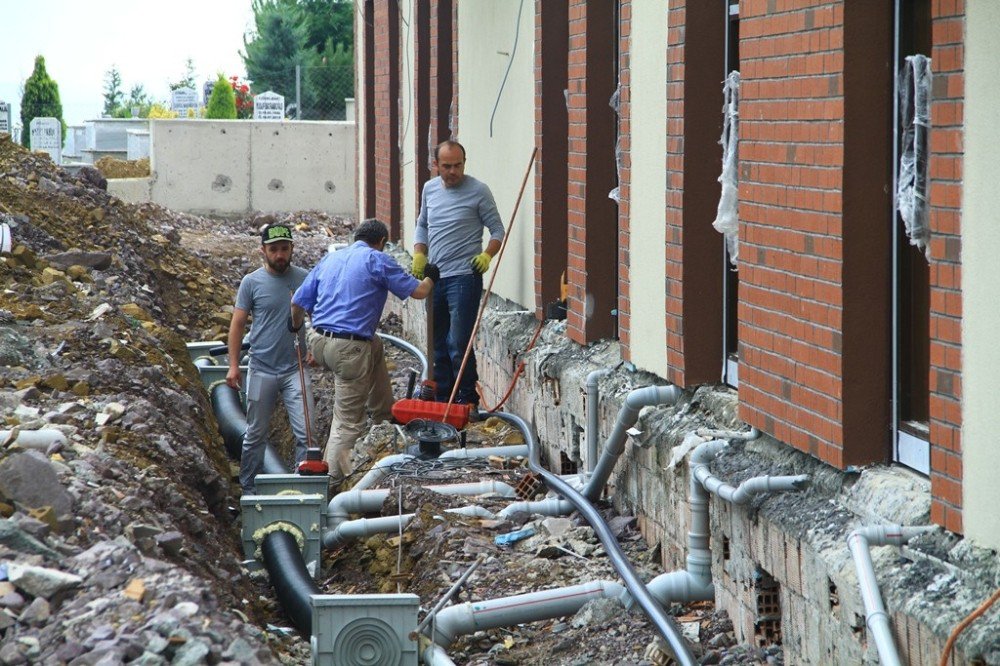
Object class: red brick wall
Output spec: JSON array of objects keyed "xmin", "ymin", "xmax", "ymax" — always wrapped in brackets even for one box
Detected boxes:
[
  {"xmin": 617, "ymin": 1, "xmax": 633, "ymax": 357},
  {"xmin": 374, "ymin": 0, "xmax": 401, "ymax": 238},
  {"xmin": 738, "ymin": 1, "xmax": 897, "ymax": 466},
  {"xmin": 566, "ymin": 0, "xmax": 619, "ymax": 344},
  {"xmin": 928, "ymin": 1, "xmax": 965, "ymax": 534}
]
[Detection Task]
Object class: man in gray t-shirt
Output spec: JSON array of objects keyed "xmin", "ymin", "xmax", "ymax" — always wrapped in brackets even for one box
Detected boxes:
[
  {"xmin": 226, "ymin": 222, "xmax": 313, "ymax": 495},
  {"xmin": 412, "ymin": 140, "xmax": 505, "ymax": 407}
]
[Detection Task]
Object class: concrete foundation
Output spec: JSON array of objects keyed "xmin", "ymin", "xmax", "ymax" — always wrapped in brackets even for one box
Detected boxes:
[{"xmin": 388, "ymin": 286, "xmax": 1000, "ymax": 665}]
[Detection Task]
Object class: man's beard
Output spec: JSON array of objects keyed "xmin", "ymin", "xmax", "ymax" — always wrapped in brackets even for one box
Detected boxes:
[{"xmin": 266, "ymin": 257, "xmax": 290, "ymax": 273}]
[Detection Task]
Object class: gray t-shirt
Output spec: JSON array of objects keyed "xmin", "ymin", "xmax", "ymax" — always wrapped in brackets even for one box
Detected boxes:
[
  {"xmin": 414, "ymin": 175, "xmax": 505, "ymax": 278},
  {"xmin": 235, "ymin": 265, "xmax": 308, "ymax": 375}
]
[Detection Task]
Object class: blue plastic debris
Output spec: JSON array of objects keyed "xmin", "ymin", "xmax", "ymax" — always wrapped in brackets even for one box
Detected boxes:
[{"xmin": 494, "ymin": 527, "xmax": 535, "ymax": 546}]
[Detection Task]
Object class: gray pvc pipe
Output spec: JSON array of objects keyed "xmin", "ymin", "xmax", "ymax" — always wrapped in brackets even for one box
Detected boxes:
[
  {"xmin": 585, "ymin": 367, "xmax": 614, "ymax": 473},
  {"xmin": 426, "ymin": 580, "xmax": 630, "ymax": 646},
  {"xmin": 325, "ymin": 481, "xmax": 512, "ymax": 533},
  {"xmin": 378, "ymin": 332, "xmax": 429, "ymax": 381},
  {"xmin": 497, "ymin": 497, "xmax": 573, "ymax": 520},
  {"xmin": 0, "ymin": 428, "xmax": 67, "ymax": 452},
  {"xmin": 689, "ymin": 439, "xmax": 809, "ymax": 505},
  {"xmin": 352, "ymin": 454, "xmax": 416, "ymax": 491},
  {"xmin": 489, "ymin": 409, "xmax": 697, "ymax": 666},
  {"xmin": 583, "ymin": 385, "xmax": 683, "ymax": 501},
  {"xmin": 848, "ymin": 524, "xmax": 936, "ymax": 666},
  {"xmin": 323, "ymin": 505, "xmax": 497, "ymax": 549},
  {"xmin": 440, "ymin": 444, "xmax": 529, "ymax": 459}
]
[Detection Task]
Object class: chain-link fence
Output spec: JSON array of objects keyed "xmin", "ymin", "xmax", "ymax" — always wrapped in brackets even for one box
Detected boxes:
[{"xmin": 255, "ymin": 65, "xmax": 354, "ymax": 121}]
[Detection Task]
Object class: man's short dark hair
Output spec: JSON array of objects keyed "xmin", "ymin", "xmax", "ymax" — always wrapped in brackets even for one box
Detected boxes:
[
  {"xmin": 434, "ymin": 140, "xmax": 466, "ymax": 162},
  {"xmin": 355, "ymin": 218, "xmax": 389, "ymax": 245}
]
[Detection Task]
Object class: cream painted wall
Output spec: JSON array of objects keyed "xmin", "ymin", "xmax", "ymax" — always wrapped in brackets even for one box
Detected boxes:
[
  {"xmin": 355, "ymin": 3, "xmax": 366, "ymax": 223},
  {"xmin": 456, "ymin": 0, "xmax": 536, "ymax": 310},
  {"xmin": 400, "ymin": 0, "xmax": 418, "ymax": 243},
  {"xmin": 960, "ymin": 0, "xmax": 1000, "ymax": 551},
  {"xmin": 627, "ymin": 0, "xmax": 669, "ymax": 378}
]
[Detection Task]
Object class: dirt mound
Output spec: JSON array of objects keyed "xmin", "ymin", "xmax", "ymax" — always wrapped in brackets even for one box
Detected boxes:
[{"xmin": 94, "ymin": 155, "xmax": 150, "ymax": 178}]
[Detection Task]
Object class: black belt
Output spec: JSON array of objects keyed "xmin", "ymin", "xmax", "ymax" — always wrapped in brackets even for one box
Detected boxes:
[{"xmin": 316, "ymin": 328, "xmax": 371, "ymax": 342}]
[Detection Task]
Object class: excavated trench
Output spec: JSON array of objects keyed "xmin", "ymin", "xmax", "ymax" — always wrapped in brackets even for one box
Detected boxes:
[{"xmin": 0, "ymin": 136, "xmax": 782, "ymax": 665}]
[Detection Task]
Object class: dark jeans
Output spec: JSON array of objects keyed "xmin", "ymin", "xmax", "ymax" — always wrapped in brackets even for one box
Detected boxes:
[{"xmin": 432, "ymin": 272, "xmax": 482, "ymax": 404}]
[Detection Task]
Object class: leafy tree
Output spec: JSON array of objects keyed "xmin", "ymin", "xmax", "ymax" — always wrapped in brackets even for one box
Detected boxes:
[
  {"xmin": 205, "ymin": 75, "xmax": 237, "ymax": 119},
  {"xmin": 103, "ymin": 65, "xmax": 125, "ymax": 117},
  {"xmin": 20, "ymin": 55, "xmax": 64, "ymax": 147},
  {"xmin": 242, "ymin": 1, "xmax": 310, "ymax": 106},
  {"xmin": 242, "ymin": 0, "xmax": 354, "ymax": 119},
  {"xmin": 169, "ymin": 57, "xmax": 198, "ymax": 91},
  {"xmin": 113, "ymin": 84, "xmax": 153, "ymax": 118},
  {"xmin": 307, "ymin": 39, "xmax": 353, "ymax": 120}
]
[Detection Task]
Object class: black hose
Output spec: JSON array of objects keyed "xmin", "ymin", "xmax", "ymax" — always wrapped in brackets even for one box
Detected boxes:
[
  {"xmin": 209, "ymin": 383, "xmax": 289, "ymax": 474},
  {"xmin": 487, "ymin": 410, "xmax": 697, "ymax": 666},
  {"xmin": 261, "ymin": 530, "xmax": 321, "ymax": 634}
]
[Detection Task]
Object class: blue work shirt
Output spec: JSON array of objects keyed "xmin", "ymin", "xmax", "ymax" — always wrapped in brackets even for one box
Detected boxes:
[{"xmin": 292, "ymin": 241, "xmax": 420, "ymax": 338}]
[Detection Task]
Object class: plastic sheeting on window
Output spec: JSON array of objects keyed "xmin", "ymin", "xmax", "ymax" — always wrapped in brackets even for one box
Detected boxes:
[
  {"xmin": 712, "ymin": 71, "xmax": 741, "ymax": 266},
  {"xmin": 609, "ymin": 84, "xmax": 623, "ymax": 203},
  {"xmin": 897, "ymin": 54, "xmax": 932, "ymax": 259}
]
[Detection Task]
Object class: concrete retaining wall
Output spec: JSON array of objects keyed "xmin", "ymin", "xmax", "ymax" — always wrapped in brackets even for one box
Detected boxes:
[
  {"xmin": 386, "ymin": 283, "xmax": 1000, "ymax": 665},
  {"xmin": 143, "ymin": 119, "xmax": 356, "ymax": 216}
]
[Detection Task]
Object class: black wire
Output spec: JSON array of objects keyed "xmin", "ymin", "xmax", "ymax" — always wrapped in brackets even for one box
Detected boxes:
[{"xmin": 489, "ymin": 0, "xmax": 525, "ymax": 138}]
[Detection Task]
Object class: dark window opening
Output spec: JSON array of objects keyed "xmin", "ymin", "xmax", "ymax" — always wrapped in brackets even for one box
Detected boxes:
[{"xmin": 754, "ymin": 568, "xmax": 782, "ymax": 646}]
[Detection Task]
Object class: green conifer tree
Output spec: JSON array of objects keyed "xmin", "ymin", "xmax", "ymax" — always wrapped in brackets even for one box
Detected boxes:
[
  {"xmin": 20, "ymin": 55, "xmax": 65, "ymax": 147},
  {"xmin": 205, "ymin": 75, "xmax": 237, "ymax": 119}
]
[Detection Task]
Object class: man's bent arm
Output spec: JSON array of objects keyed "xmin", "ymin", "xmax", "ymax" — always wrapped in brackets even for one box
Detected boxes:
[
  {"xmin": 226, "ymin": 308, "xmax": 249, "ymax": 389},
  {"xmin": 290, "ymin": 303, "xmax": 308, "ymax": 332}
]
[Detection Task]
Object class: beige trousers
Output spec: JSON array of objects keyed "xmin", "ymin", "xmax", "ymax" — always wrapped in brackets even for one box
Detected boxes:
[{"xmin": 307, "ymin": 331, "xmax": 393, "ymax": 481}]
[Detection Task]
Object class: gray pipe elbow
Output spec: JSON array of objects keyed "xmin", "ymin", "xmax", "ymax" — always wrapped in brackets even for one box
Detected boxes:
[{"xmin": 625, "ymin": 384, "xmax": 682, "ymax": 410}]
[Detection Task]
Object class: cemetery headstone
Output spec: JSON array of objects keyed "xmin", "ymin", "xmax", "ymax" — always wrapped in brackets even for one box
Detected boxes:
[
  {"xmin": 170, "ymin": 86, "xmax": 199, "ymax": 118},
  {"xmin": 203, "ymin": 80, "xmax": 215, "ymax": 107},
  {"xmin": 0, "ymin": 101, "xmax": 10, "ymax": 135},
  {"xmin": 253, "ymin": 91, "xmax": 285, "ymax": 121},
  {"xmin": 29, "ymin": 117, "xmax": 62, "ymax": 163}
]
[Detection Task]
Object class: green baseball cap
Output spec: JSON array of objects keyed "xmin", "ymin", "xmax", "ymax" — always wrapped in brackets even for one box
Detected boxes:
[{"xmin": 261, "ymin": 223, "xmax": 293, "ymax": 244}]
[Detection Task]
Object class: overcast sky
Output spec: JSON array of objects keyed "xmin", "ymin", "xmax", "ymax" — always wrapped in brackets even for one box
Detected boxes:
[{"xmin": 0, "ymin": 0, "xmax": 256, "ymax": 128}]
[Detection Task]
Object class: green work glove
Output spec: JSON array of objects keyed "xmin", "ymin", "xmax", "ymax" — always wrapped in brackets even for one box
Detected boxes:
[
  {"xmin": 471, "ymin": 252, "xmax": 492, "ymax": 274},
  {"xmin": 411, "ymin": 252, "xmax": 428, "ymax": 279}
]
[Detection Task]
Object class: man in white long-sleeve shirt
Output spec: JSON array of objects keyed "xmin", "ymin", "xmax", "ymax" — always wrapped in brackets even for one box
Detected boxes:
[{"xmin": 411, "ymin": 140, "xmax": 505, "ymax": 407}]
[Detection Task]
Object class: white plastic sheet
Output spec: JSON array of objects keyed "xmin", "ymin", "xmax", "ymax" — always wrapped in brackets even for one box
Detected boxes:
[
  {"xmin": 712, "ymin": 71, "xmax": 741, "ymax": 266},
  {"xmin": 897, "ymin": 54, "xmax": 932, "ymax": 258},
  {"xmin": 609, "ymin": 84, "xmax": 623, "ymax": 203}
]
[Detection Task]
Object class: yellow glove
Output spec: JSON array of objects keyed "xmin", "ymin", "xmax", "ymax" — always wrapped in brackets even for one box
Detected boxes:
[
  {"xmin": 471, "ymin": 252, "xmax": 492, "ymax": 274},
  {"xmin": 411, "ymin": 252, "xmax": 428, "ymax": 278}
]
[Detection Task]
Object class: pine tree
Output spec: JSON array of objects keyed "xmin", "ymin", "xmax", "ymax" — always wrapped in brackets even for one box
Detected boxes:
[
  {"xmin": 205, "ymin": 75, "xmax": 237, "ymax": 119},
  {"xmin": 102, "ymin": 65, "xmax": 125, "ymax": 117},
  {"xmin": 20, "ymin": 55, "xmax": 64, "ymax": 147}
]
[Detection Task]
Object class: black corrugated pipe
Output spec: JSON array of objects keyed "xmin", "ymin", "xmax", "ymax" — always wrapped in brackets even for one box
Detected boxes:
[
  {"xmin": 487, "ymin": 409, "xmax": 697, "ymax": 666},
  {"xmin": 209, "ymin": 382, "xmax": 288, "ymax": 474},
  {"xmin": 260, "ymin": 529, "xmax": 321, "ymax": 634}
]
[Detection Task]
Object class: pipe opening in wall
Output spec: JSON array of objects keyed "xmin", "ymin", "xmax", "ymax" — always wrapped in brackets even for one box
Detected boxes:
[
  {"xmin": 828, "ymin": 579, "xmax": 839, "ymax": 611},
  {"xmin": 722, "ymin": 535, "xmax": 731, "ymax": 562},
  {"xmin": 753, "ymin": 569, "xmax": 782, "ymax": 647},
  {"xmin": 559, "ymin": 451, "xmax": 577, "ymax": 475}
]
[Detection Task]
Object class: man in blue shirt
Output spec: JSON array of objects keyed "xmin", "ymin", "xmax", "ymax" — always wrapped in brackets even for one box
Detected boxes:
[
  {"xmin": 291, "ymin": 219, "xmax": 439, "ymax": 487},
  {"xmin": 411, "ymin": 140, "xmax": 505, "ymax": 408}
]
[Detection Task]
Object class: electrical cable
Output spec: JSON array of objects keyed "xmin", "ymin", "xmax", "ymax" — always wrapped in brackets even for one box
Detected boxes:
[
  {"xmin": 939, "ymin": 587, "xmax": 1000, "ymax": 666},
  {"xmin": 489, "ymin": 0, "xmax": 525, "ymax": 138},
  {"xmin": 477, "ymin": 317, "xmax": 545, "ymax": 413}
]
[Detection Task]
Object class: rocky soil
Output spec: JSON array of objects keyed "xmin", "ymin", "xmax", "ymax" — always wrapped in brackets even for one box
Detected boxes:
[{"xmin": 0, "ymin": 135, "xmax": 776, "ymax": 665}]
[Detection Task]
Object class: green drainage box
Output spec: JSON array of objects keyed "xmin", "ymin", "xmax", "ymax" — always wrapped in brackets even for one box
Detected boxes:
[
  {"xmin": 255, "ymin": 473, "xmax": 329, "ymax": 502},
  {"xmin": 311, "ymin": 594, "xmax": 420, "ymax": 666},
  {"xmin": 240, "ymin": 494, "xmax": 325, "ymax": 578}
]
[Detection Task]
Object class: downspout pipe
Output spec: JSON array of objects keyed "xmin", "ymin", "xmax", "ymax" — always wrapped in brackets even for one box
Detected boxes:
[
  {"xmin": 260, "ymin": 528, "xmax": 321, "ymax": 635},
  {"xmin": 583, "ymin": 385, "xmax": 683, "ymax": 501},
  {"xmin": 488, "ymin": 409, "xmax": 697, "ymax": 666},
  {"xmin": 585, "ymin": 367, "xmax": 615, "ymax": 473},
  {"xmin": 848, "ymin": 524, "xmax": 937, "ymax": 666},
  {"xmin": 378, "ymin": 332, "xmax": 429, "ymax": 381},
  {"xmin": 425, "ymin": 580, "xmax": 631, "ymax": 647}
]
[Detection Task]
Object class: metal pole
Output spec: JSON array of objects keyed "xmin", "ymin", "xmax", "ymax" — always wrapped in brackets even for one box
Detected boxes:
[{"xmin": 296, "ymin": 64, "xmax": 302, "ymax": 119}]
